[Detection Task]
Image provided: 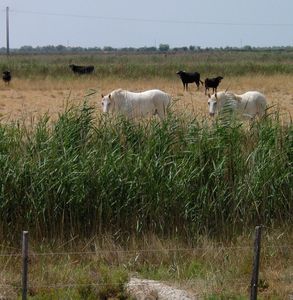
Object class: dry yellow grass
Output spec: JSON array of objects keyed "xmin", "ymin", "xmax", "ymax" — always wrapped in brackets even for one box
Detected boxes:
[
  {"xmin": 0, "ymin": 232, "xmax": 292, "ymax": 299},
  {"xmin": 0, "ymin": 74, "xmax": 292, "ymax": 123}
]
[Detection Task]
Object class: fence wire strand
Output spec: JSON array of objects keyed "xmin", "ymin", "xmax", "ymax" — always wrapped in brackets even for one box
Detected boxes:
[
  {"xmin": 0, "ymin": 244, "xmax": 292, "ymax": 258},
  {"xmin": 1, "ymin": 276, "xmax": 292, "ymax": 290}
]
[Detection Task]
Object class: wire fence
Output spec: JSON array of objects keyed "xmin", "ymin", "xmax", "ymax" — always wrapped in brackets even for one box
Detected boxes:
[
  {"xmin": 0, "ymin": 279, "xmax": 268, "ymax": 289},
  {"xmin": 0, "ymin": 228, "xmax": 292, "ymax": 299},
  {"xmin": 0, "ymin": 244, "xmax": 292, "ymax": 257}
]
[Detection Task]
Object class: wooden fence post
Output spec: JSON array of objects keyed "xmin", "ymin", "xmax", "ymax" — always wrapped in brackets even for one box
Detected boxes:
[
  {"xmin": 22, "ymin": 231, "xmax": 29, "ymax": 300},
  {"xmin": 250, "ymin": 226, "xmax": 262, "ymax": 300}
]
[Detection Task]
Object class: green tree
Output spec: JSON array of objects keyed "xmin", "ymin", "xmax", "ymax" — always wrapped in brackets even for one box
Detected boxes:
[{"xmin": 159, "ymin": 44, "xmax": 170, "ymax": 52}]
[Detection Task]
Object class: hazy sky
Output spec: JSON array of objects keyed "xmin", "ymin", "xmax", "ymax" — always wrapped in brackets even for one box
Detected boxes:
[{"xmin": 1, "ymin": 0, "xmax": 293, "ymax": 48}]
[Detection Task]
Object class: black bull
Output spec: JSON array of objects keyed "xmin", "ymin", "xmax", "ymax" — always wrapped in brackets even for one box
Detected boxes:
[{"xmin": 69, "ymin": 64, "xmax": 95, "ymax": 74}]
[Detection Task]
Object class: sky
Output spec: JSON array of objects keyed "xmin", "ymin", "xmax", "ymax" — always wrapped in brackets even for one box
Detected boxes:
[{"xmin": 0, "ymin": 0, "xmax": 293, "ymax": 49}]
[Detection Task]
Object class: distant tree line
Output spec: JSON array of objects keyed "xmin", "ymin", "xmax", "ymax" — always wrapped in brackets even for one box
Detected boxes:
[{"xmin": 0, "ymin": 44, "xmax": 293, "ymax": 54}]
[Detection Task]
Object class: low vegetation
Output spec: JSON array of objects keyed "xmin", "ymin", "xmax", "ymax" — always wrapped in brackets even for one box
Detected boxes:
[
  {"xmin": 0, "ymin": 232, "xmax": 292, "ymax": 299},
  {"xmin": 1, "ymin": 49, "xmax": 293, "ymax": 80}
]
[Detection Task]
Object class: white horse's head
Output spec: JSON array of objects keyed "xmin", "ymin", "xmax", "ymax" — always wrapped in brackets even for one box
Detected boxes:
[
  {"xmin": 207, "ymin": 90, "xmax": 236, "ymax": 117},
  {"xmin": 207, "ymin": 93, "xmax": 218, "ymax": 117},
  {"xmin": 101, "ymin": 93, "xmax": 112, "ymax": 113}
]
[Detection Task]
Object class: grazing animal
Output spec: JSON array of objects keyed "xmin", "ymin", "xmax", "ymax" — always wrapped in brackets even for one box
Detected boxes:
[
  {"xmin": 207, "ymin": 91, "xmax": 267, "ymax": 119},
  {"xmin": 2, "ymin": 71, "xmax": 11, "ymax": 85},
  {"xmin": 176, "ymin": 70, "xmax": 203, "ymax": 91},
  {"xmin": 69, "ymin": 64, "xmax": 94, "ymax": 74},
  {"xmin": 101, "ymin": 89, "xmax": 171, "ymax": 120},
  {"xmin": 204, "ymin": 76, "xmax": 224, "ymax": 95}
]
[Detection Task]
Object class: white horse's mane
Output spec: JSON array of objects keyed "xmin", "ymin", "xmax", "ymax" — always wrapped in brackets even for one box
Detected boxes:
[
  {"xmin": 110, "ymin": 89, "xmax": 125, "ymax": 104},
  {"xmin": 111, "ymin": 88, "xmax": 123, "ymax": 97},
  {"xmin": 216, "ymin": 91, "xmax": 241, "ymax": 102}
]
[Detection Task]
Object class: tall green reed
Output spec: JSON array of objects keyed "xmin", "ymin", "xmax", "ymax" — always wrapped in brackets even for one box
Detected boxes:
[{"xmin": 0, "ymin": 104, "xmax": 291, "ymax": 240}]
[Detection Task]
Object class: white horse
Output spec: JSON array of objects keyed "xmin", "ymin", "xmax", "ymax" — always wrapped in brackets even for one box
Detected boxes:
[
  {"xmin": 101, "ymin": 89, "xmax": 171, "ymax": 120},
  {"xmin": 207, "ymin": 91, "xmax": 267, "ymax": 119}
]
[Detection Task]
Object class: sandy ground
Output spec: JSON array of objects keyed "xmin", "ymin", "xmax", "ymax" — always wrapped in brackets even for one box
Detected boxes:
[{"xmin": 0, "ymin": 75, "xmax": 292, "ymax": 123}]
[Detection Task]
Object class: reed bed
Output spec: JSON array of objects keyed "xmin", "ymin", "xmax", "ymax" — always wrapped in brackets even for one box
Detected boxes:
[{"xmin": 0, "ymin": 103, "xmax": 291, "ymax": 240}]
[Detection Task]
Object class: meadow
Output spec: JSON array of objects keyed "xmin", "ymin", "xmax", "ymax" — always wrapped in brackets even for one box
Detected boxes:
[{"xmin": 0, "ymin": 50, "xmax": 292, "ymax": 299}]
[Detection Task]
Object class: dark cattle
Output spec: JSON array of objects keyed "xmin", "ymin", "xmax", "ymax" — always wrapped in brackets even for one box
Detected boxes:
[
  {"xmin": 176, "ymin": 70, "xmax": 203, "ymax": 91},
  {"xmin": 204, "ymin": 76, "xmax": 224, "ymax": 95},
  {"xmin": 69, "ymin": 64, "xmax": 95, "ymax": 75},
  {"xmin": 2, "ymin": 71, "xmax": 11, "ymax": 85}
]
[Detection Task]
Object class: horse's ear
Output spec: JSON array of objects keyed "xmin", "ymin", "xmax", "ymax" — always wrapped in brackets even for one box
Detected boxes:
[
  {"xmin": 207, "ymin": 93, "xmax": 211, "ymax": 98},
  {"xmin": 109, "ymin": 94, "xmax": 111, "ymax": 99},
  {"xmin": 215, "ymin": 93, "xmax": 218, "ymax": 100},
  {"xmin": 101, "ymin": 94, "xmax": 104, "ymax": 98}
]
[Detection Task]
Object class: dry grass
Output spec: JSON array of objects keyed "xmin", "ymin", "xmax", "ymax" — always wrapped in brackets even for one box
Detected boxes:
[
  {"xmin": 0, "ymin": 231, "xmax": 292, "ymax": 299},
  {"xmin": 0, "ymin": 74, "xmax": 292, "ymax": 123}
]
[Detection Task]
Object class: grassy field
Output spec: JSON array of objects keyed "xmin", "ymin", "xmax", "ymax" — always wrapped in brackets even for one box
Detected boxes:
[
  {"xmin": 1, "ymin": 50, "xmax": 293, "ymax": 79},
  {"xmin": 0, "ymin": 50, "xmax": 293, "ymax": 121},
  {"xmin": 0, "ymin": 51, "xmax": 292, "ymax": 299}
]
